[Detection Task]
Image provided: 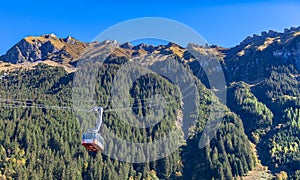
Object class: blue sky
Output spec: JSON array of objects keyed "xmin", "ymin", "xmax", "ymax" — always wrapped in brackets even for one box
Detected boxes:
[{"xmin": 0, "ymin": 0, "xmax": 300, "ymax": 55}]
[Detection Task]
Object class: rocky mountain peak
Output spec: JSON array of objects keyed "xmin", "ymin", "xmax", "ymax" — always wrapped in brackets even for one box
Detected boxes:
[
  {"xmin": 120, "ymin": 42, "xmax": 133, "ymax": 49},
  {"xmin": 0, "ymin": 34, "xmax": 87, "ymax": 64},
  {"xmin": 132, "ymin": 43, "xmax": 151, "ymax": 51},
  {"xmin": 63, "ymin": 36, "xmax": 78, "ymax": 44},
  {"xmin": 235, "ymin": 26, "xmax": 300, "ymax": 51}
]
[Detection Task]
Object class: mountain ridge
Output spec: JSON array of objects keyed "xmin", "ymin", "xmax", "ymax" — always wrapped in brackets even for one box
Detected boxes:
[{"xmin": 1, "ymin": 26, "xmax": 300, "ymax": 73}]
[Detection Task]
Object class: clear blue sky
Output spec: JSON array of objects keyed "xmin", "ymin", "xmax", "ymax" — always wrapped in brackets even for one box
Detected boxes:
[{"xmin": 1, "ymin": 0, "xmax": 300, "ymax": 55}]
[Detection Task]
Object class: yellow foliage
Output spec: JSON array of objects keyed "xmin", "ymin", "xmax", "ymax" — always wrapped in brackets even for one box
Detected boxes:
[
  {"xmin": 175, "ymin": 171, "xmax": 183, "ymax": 177},
  {"xmin": 17, "ymin": 158, "xmax": 26, "ymax": 166},
  {"xmin": 275, "ymin": 171, "xmax": 288, "ymax": 180},
  {"xmin": 144, "ymin": 170, "xmax": 159, "ymax": 180},
  {"xmin": 10, "ymin": 158, "xmax": 16, "ymax": 164},
  {"xmin": 14, "ymin": 148, "xmax": 20, "ymax": 154},
  {"xmin": 83, "ymin": 162, "xmax": 88, "ymax": 170},
  {"xmin": 19, "ymin": 149, "xmax": 25, "ymax": 157}
]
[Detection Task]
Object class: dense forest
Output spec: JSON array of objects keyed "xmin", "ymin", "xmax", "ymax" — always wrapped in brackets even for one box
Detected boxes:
[
  {"xmin": 0, "ymin": 58, "xmax": 256, "ymax": 179},
  {"xmin": 226, "ymin": 65, "xmax": 300, "ymax": 179},
  {"xmin": 250, "ymin": 66, "xmax": 300, "ymax": 179}
]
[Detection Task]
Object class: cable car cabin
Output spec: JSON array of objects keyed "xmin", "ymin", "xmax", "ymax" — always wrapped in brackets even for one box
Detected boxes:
[{"xmin": 82, "ymin": 132, "xmax": 104, "ymax": 152}]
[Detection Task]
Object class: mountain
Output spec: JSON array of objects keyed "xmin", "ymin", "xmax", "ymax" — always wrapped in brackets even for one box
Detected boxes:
[
  {"xmin": 0, "ymin": 33, "xmax": 87, "ymax": 64},
  {"xmin": 223, "ymin": 27, "xmax": 300, "ymax": 82},
  {"xmin": 223, "ymin": 27, "xmax": 300, "ymax": 179},
  {"xmin": 0, "ymin": 27, "xmax": 300, "ymax": 179}
]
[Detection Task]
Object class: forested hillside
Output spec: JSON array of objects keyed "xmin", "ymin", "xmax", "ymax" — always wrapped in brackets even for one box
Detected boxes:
[
  {"xmin": 224, "ymin": 27, "xmax": 300, "ymax": 179},
  {"xmin": 0, "ymin": 58, "xmax": 255, "ymax": 179}
]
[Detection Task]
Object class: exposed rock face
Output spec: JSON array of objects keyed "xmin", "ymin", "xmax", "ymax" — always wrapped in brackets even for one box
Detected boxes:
[
  {"xmin": 0, "ymin": 34, "xmax": 87, "ymax": 64},
  {"xmin": 294, "ymin": 42, "xmax": 300, "ymax": 70},
  {"xmin": 221, "ymin": 26, "xmax": 300, "ymax": 82},
  {"xmin": 269, "ymin": 30, "xmax": 300, "ymax": 71}
]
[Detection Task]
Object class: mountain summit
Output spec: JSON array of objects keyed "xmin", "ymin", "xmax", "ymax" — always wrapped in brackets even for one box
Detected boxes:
[
  {"xmin": 0, "ymin": 34, "xmax": 87, "ymax": 64},
  {"xmin": 222, "ymin": 26, "xmax": 300, "ymax": 82}
]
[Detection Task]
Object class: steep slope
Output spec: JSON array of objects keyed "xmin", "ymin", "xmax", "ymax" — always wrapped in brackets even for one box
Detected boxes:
[
  {"xmin": 223, "ymin": 27, "xmax": 300, "ymax": 179},
  {"xmin": 227, "ymin": 82, "xmax": 273, "ymax": 144}
]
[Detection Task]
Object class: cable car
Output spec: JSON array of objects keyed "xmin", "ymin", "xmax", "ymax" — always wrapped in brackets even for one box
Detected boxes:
[
  {"xmin": 81, "ymin": 107, "xmax": 105, "ymax": 152},
  {"xmin": 82, "ymin": 132, "xmax": 104, "ymax": 151}
]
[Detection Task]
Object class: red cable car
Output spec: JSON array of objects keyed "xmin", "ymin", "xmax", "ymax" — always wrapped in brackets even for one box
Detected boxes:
[
  {"xmin": 82, "ymin": 132, "xmax": 104, "ymax": 152},
  {"xmin": 82, "ymin": 107, "xmax": 105, "ymax": 152}
]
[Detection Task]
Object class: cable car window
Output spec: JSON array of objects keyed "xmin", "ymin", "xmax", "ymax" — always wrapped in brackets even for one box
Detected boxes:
[{"xmin": 84, "ymin": 133, "xmax": 94, "ymax": 139}]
